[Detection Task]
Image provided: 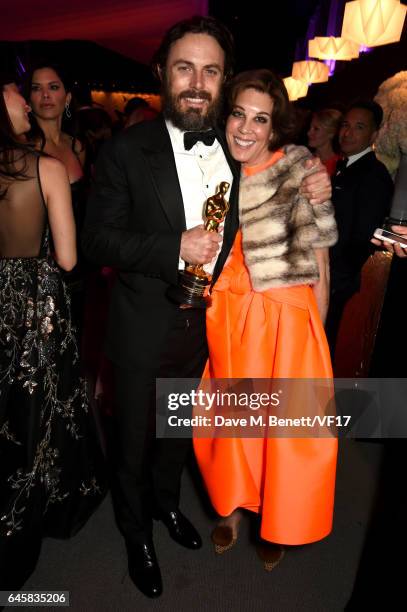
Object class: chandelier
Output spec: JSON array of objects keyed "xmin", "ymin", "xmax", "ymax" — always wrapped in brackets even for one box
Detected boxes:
[
  {"xmin": 283, "ymin": 77, "xmax": 309, "ymax": 101},
  {"xmin": 292, "ymin": 60, "xmax": 330, "ymax": 83},
  {"xmin": 308, "ymin": 36, "xmax": 360, "ymax": 60},
  {"xmin": 341, "ymin": 0, "xmax": 407, "ymax": 47}
]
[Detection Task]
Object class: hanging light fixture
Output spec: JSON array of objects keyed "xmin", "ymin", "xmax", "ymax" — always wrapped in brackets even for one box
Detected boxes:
[
  {"xmin": 283, "ymin": 77, "xmax": 308, "ymax": 101},
  {"xmin": 341, "ymin": 0, "xmax": 407, "ymax": 47},
  {"xmin": 308, "ymin": 36, "xmax": 360, "ymax": 60},
  {"xmin": 292, "ymin": 60, "xmax": 330, "ymax": 83}
]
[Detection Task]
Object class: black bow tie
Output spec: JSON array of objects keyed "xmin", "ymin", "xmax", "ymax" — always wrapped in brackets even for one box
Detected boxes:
[
  {"xmin": 335, "ymin": 157, "xmax": 348, "ymax": 175},
  {"xmin": 183, "ymin": 129, "xmax": 216, "ymax": 150}
]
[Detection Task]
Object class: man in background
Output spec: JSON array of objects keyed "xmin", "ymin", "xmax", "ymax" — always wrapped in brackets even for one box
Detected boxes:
[
  {"xmin": 326, "ymin": 100, "xmax": 393, "ymax": 355},
  {"xmin": 121, "ymin": 96, "xmax": 158, "ymax": 128}
]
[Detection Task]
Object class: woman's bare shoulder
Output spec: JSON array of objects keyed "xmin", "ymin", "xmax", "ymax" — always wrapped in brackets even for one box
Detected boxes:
[
  {"xmin": 39, "ymin": 156, "xmax": 69, "ymax": 185},
  {"xmin": 39, "ymin": 155, "xmax": 66, "ymax": 173}
]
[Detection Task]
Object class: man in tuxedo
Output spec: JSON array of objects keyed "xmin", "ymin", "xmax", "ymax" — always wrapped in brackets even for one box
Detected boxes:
[
  {"xmin": 326, "ymin": 101, "xmax": 393, "ymax": 355},
  {"xmin": 83, "ymin": 16, "xmax": 331, "ymax": 598}
]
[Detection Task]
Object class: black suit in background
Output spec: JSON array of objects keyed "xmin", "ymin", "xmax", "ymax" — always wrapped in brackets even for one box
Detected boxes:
[
  {"xmin": 326, "ymin": 152, "xmax": 393, "ymax": 355},
  {"xmin": 82, "ymin": 116, "xmax": 239, "ymax": 544}
]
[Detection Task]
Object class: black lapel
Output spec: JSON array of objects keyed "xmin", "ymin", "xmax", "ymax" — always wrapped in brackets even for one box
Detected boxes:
[
  {"xmin": 141, "ymin": 116, "xmax": 186, "ymax": 231},
  {"xmin": 211, "ymin": 126, "xmax": 240, "ymax": 287},
  {"xmin": 338, "ymin": 151, "xmax": 376, "ymax": 178},
  {"xmin": 333, "ymin": 152, "xmax": 376, "ymax": 193}
]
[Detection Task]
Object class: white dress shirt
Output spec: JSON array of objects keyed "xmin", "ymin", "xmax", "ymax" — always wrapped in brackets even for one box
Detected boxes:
[
  {"xmin": 346, "ymin": 146, "xmax": 373, "ymax": 167},
  {"xmin": 165, "ymin": 119, "xmax": 233, "ymax": 274}
]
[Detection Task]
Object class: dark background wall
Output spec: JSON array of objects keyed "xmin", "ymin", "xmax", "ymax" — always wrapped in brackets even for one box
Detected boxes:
[{"xmin": 209, "ymin": 0, "xmax": 320, "ymax": 76}]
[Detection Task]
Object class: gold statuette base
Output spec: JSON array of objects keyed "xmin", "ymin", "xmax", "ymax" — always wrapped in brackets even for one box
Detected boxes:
[{"xmin": 166, "ymin": 270, "xmax": 210, "ymax": 308}]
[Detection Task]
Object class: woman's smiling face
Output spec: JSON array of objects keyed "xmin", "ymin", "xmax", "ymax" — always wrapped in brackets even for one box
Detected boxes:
[{"xmin": 226, "ymin": 87, "xmax": 274, "ymax": 167}]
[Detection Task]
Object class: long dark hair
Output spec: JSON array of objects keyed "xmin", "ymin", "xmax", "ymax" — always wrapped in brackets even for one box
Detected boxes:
[
  {"xmin": 0, "ymin": 73, "xmax": 37, "ymax": 198},
  {"xmin": 0, "ymin": 72, "xmax": 22, "ymax": 149},
  {"xmin": 24, "ymin": 62, "xmax": 77, "ymax": 150}
]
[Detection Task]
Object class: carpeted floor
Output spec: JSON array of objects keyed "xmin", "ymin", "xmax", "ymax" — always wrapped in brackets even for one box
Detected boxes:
[{"xmin": 4, "ymin": 439, "xmax": 383, "ymax": 612}]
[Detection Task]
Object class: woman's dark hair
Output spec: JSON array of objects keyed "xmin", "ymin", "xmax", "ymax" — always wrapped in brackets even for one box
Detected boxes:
[
  {"xmin": 0, "ymin": 73, "xmax": 17, "ymax": 143},
  {"xmin": 24, "ymin": 61, "xmax": 73, "ymax": 98},
  {"xmin": 152, "ymin": 15, "xmax": 235, "ymax": 81},
  {"xmin": 227, "ymin": 69, "xmax": 297, "ymax": 150},
  {"xmin": 0, "ymin": 72, "xmax": 37, "ymax": 198},
  {"xmin": 24, "ymin": 61, "xmax": 75, "ymax": 149}
]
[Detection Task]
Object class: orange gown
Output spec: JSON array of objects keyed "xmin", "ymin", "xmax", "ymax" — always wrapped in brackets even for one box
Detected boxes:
[{"xmin": 194, "ymin": 153, "xmax": 337, "ymax": 545}]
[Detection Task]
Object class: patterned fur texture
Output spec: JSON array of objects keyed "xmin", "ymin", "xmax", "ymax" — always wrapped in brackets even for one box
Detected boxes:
[{"xmin": 239, "ymin": 145, "xmax": 337, "ymax": 291}]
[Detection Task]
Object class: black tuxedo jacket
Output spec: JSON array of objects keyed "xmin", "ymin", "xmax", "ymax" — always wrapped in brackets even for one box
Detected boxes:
[
  {"xmin": 82, "ymin": 116, "xmax": 240, "ymax": 369},
  {"xmin": 330, "ymin": 151, "xmax": 393, "ymax": 293}
]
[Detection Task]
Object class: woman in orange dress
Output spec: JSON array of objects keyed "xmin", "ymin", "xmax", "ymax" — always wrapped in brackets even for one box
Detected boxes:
[{"xmin": 194, "ymin": 69, "xmax": 338, "ymax": 569}]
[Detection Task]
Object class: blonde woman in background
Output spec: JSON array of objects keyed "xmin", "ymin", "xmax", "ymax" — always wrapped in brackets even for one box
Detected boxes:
[{"xmin": 308, "ymin": 108, "xmax": 343, "ymax": 177}]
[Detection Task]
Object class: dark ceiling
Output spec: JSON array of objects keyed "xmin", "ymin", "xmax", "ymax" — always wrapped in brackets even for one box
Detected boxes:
[
  {"xmin": 0, "ymin": 0, "xmax": 323, "ymax": 94},
  {"xmin": 209, "ymin": 1, "xmax": 321, "ymax": 75},
  {"xmin": 0, "ymin": 0, "xmax": 207, "ymax": 64},
  {"xmin": 1, "ymin": 0, "xmax": 406, "ymax": 108}
]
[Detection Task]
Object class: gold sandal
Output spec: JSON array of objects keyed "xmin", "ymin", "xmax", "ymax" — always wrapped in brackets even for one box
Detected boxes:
[
  {"xmin": 255, "ymin": 542, "xmax": 285, "ymax": 571},
  {"xmin": 211, "ymin": 525, "xmax": 238, "ymax": 554}
]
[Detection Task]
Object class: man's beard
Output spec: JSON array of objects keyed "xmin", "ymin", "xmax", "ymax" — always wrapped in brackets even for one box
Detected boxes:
[{"xmin": 162, "ymin": 80, "xmax": 223, "ymax": 131}]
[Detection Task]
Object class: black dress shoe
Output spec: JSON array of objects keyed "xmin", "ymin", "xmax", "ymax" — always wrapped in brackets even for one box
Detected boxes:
[
  {"xmin": 126, "ymin": 540, "xmax": 163, "ymax": 598},
  {"xmin": 159, "ymin": 509, "xmax": 202, "ymax": 549}
]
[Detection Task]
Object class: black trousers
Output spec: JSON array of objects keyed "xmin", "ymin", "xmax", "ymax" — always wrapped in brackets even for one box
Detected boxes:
[{"xmin": 111, "ymin": 308, "xmax": 208, "ymax": 545}]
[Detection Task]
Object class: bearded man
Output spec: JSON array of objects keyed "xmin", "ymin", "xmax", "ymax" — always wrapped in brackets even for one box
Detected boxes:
[{"xmin": 82, "ymin": 15, "xmax": 331, "ymax": 599}]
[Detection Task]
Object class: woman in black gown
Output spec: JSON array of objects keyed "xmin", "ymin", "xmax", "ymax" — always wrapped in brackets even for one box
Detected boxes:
[
  {"xmin": 26, "ymin": 63, "xmax": 88, "ymax": 336},
  {"xmin": 0, "ymin": 72, "xmax": 105, "ymax": 588}
]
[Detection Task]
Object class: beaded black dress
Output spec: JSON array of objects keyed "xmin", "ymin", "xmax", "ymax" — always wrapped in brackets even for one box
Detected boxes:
[{"xmin": 0, "ymin": 152, "xmax": 106, "ymax": 545}]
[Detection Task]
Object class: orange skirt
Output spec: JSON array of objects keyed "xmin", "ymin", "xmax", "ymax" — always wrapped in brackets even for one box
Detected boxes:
[{"xmin": 194, "ymin": 232, "xmax": 337, "ymax": 545}]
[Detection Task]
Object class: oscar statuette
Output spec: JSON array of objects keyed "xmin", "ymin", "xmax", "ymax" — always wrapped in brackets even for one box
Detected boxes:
[{"xmin": 166, "ymin": 181, "xmax": 230, "ymax": 308}]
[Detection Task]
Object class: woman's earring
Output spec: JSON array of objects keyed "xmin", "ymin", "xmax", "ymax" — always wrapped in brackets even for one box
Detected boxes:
[{"xmin": 65, "ymin": 102, "xmax": 72, "ymax": 119}]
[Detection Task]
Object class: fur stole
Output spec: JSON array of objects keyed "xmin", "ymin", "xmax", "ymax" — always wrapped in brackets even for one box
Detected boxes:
[{"xmin": 239, "ymin": 145, "xmax": 338, "ymax": 291}]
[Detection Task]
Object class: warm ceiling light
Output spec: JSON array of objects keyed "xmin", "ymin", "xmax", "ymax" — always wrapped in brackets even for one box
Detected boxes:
[
  {"xmin": 341, "ymin": 0, "xmax": 407, "ymax": 47},
  {"xmin": 283, "ymin": 77, "xmax": 309, "ymax": 101},
  {"xmin": 308, "ymin": 36, "xmax": 360, "ymax": 60},
  {"xmin": 292, "ymin": 60, "xmax": 330, "ymax": 83}
]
